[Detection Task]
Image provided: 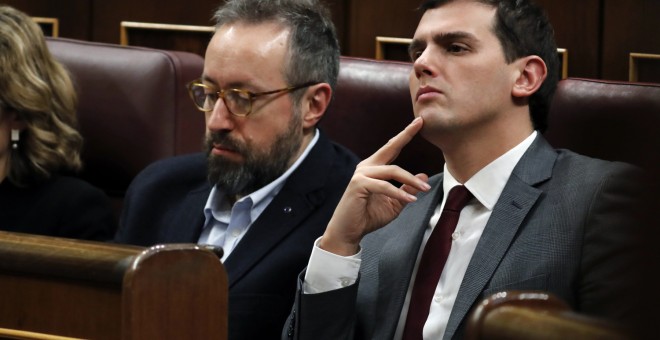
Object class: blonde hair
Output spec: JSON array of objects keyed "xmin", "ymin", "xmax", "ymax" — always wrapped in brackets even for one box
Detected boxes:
[{"xmin": 0, "ymin": 5, "xmax": 82, "ymax": 186}]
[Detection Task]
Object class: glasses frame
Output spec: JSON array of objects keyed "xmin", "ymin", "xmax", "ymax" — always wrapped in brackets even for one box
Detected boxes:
[{"xmin": 186, "ymin": 79, "xmax": 319, "ymax": 117}]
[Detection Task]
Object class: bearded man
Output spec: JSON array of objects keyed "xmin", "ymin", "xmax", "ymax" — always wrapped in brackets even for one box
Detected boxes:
[{"xmin": 115, "ymin": 1, "xmax": 358, "ymax": 338}]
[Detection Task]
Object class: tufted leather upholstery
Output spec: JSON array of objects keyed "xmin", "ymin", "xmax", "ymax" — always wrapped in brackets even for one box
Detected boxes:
[
  {"xmin": 45, "ymin": 40, "xmax": 659, "ymax": 216},
  {"xmin": 46, "ymin": 37, "xmax": 205, "ymax": 214},
  {"xmin": 545, "ymin": 78, "xmax": 660, "ymax": 173}
]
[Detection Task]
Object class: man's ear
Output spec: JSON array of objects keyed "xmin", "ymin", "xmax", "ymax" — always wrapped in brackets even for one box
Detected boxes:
[
  {"xmin": 512, "ymin": 55, "xmax": 547, "ymax": 98},
  {"xmin": 301, "ymin": 83, "xmax": 332, "ymax": 129}
]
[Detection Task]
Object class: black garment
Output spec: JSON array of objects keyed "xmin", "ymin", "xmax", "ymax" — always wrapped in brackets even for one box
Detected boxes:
[
  {"xmin": 116, "ymin": 132, "xmax": 359, "ymax": 340},
  {"xmin": 0, "ymin": 175, "xmax": 116, "ymax": 241}
]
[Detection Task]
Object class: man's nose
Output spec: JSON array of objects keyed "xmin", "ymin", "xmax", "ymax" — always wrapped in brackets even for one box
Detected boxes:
[{"xmin": 206, "ymin": 98, "xmax": 235, "ymax": 131}]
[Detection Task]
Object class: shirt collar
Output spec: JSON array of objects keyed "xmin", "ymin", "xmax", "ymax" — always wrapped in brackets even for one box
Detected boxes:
[
  {"xmin": 204, "ymin": 129, "xmax": 320, "ymax": 222},
  {"xmin": 444, "ymin": 131, "xmax": 537, "ymax": 210}
]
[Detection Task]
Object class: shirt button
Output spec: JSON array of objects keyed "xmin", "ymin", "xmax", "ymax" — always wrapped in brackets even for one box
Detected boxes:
[
  {"xmin": 232, "ymin": 230, "xmax": 241, "ymax": 237},
  {"xmin": 434, "ymin": 295, "xmax": 444, "ymax": 302},
  {"xmin": 452, "ymin": 231, "xmax": 460, "ymax": 240},
  {"xmin": 340, "ymin": 278, "xmax": 351, "ymax": 287}
]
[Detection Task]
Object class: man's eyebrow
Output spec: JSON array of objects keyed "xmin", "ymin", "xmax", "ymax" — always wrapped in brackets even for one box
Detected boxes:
[
  {"xmin": 200, "ymin": 76, "xmax": 249, "ymax": 90},
  {"xmin": 433, "ymin": 31, "xmax": 477, "ymax": 45},
  {"xmin": 408, "ymin": 31, "xmax": 479, "ymax": 56},
  {"xmin": 200, "ymin": 75, "xmax": 216, "ymax": 85}
]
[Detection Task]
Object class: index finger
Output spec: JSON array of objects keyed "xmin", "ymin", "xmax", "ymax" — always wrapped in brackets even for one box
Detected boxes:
[{"xmin": 363, "ymin": 117, "xmax": 423, "ymax": 166}]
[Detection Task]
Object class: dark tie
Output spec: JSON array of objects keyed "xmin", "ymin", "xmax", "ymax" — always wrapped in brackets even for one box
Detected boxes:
[{"xmin": 402, "ymin": 185, "xmax": 473, "ymax": 340}]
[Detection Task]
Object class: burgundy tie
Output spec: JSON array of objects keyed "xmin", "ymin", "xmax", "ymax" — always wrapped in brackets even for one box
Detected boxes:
[{"xmin": 402, "ymin": 185, "xmax": 473, "ymax": 340}]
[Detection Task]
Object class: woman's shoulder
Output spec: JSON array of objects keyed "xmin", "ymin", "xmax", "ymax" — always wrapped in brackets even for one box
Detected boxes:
[{"xmin": 43, "ymin": 175, "xmax": 107, "ymax": 197}]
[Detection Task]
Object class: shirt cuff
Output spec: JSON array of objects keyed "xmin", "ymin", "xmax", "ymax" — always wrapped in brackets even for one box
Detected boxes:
[{"xmin": 303, "ymin": 237, "xmax": 361, "ymax": 294}]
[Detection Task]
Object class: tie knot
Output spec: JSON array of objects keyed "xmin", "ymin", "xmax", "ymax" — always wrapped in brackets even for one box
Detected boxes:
[{"xmin": 444, "ymin": 185, "xmax": 473, "ymax": 212}]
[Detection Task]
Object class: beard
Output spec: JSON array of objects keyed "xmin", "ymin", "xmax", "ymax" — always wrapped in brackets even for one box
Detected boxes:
[{"xmin": 205, "ymin": 112, "xmax": 303, "ymax": 197}]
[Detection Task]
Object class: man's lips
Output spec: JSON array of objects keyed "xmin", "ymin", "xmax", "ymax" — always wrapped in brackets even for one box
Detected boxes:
[
  {"xmin": 416, "ymin": 86, "xmax": 442, "ymax": 101},
  {"xmin": 212, "ymin": 143, "xmax": 239, "ymax": 156}
]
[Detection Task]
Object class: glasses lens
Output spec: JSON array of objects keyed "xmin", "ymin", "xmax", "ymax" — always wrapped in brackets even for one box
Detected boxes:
[
  {"xmin": 189, "ymin": 84, "xmax": 212, "ymax": 111},
  {"xmin": 225, "ymin": 90, "xmax": 252, "ymax": 116},
  {"xmin": 202, "ymin": 92, "xmax": 217, "ymax": 111}
]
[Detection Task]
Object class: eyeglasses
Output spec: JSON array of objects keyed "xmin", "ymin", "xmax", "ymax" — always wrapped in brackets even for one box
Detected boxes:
[{"xmin": 186, "ymin": 79, "xmax": 319, "ymax": 117}]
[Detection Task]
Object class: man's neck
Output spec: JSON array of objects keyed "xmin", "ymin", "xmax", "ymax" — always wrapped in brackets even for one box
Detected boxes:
[{"xmin": 441, "ymin": 120, "xmax": 534, "ymax": 183}]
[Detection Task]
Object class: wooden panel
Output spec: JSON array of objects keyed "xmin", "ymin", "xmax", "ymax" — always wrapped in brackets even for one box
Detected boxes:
[
  {"xmin": 1, "ymin": 0, "xmax": 92, "ymax": 40},
  {"xmin": 120, "ymin": 21, "xmax": 214, "ymax": 56},
  {"xmin": 602, "ymin": 0, "xmax": 660, "ymax": 81},
  {"xmin": 557, "ymin": 48, "xmax": 569, "ymax": 79},
  {"xmin": 91, "ymin": 0, "xmax": 220, "ymax": 44},
  {"xmin": 32, "ymin": 17, "xmax": 59, "ymax": 37},
  {"xmin": 629, "ymin": 53, "xmax": 660, "ymax": 83},
  {"xmin": 5, "ymin": 0, "xmax": 660, "ymax": 83},
  {"xmin": 346, "ymin": 1, "xmax": 421, "ymax": 58},
  {"xmin": 535, "ymin": 0, "xmax": 601, "ymax": 78},
  {"xmin": 0, "ymin": 275, "xmax": 122, "ymax": 339},
  {"xmin": 0, "ymin": 231, "xmax": 227, "ymax": 340},
  {"xmin": 375, "ymin": 36, "xmax": 411, "ymax": 61},
  {"xmin": 325, "ymin": 0, "xmax": 349, "ymax": 55}
]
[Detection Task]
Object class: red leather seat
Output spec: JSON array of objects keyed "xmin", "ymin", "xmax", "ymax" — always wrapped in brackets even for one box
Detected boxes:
[
  {"xmin": 46, "ymin": 37, "xmax": 205, "ymax": 214},
  {"xmin": 545, "ymin": 78, "xmax": 660, "ymax": 173}
]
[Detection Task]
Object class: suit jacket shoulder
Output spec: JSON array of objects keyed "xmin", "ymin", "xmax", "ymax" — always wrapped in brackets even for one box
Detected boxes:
[
  {"xmin": 116, "ymin": 152, "xmax": 210, "ymax": 245},
  {"xmin": 117, "ymin": 132, "xmax": 359, "ymax": 339}
]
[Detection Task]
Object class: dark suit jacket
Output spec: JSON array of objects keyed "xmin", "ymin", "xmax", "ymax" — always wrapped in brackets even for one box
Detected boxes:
[
  {"xmin": 116, "ymin": 132, "xmax": 359, "ymax": 339},
  {"xmin": 0, "ymin": 175, "xmax": 116, "ymax": 241},
  {"xmin": 285, "ymin": 135, "xmax": 651, "ymax": 339}
]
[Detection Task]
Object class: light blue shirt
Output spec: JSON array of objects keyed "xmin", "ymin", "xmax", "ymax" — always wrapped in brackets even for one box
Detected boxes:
[{"xmin": 198, "ymin": 129, "xmax": 319, "ymax": 262}]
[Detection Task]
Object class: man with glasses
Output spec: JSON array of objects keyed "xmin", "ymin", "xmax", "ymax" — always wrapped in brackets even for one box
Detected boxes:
[{"xmin": 115, "ymin": 0, "xmax": 358, "ymax": 338}]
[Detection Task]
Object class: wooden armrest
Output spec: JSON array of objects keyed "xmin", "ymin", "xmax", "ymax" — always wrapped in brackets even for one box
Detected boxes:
[
  {"xmin": 465, "ymin": 291, "xmax": 626, "ymax": 340},
  {"xmin": 0, "ymin": 231, "xmax": 227, "ymax": 339}
]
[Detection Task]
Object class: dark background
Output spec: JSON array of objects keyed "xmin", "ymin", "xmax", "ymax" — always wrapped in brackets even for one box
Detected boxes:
[{"xmin": 5, "ymin": 0, "xmax": 660, "ymax": 81}]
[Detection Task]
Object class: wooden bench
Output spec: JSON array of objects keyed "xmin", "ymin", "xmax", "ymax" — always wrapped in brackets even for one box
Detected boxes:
[{"xmin": 0, "ymin": 231, "xmax": 227, "ymax": 339}]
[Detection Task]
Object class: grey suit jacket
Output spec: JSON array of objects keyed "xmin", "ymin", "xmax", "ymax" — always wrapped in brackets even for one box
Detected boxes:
[{"xmin": 285, "ymin": 135, "xmax": 650, "ymax": 339}]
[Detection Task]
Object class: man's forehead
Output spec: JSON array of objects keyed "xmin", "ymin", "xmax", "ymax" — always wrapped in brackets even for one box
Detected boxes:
[{"xmin": 414, "ymin": 1, "xmax": 497, "ymax": 39}]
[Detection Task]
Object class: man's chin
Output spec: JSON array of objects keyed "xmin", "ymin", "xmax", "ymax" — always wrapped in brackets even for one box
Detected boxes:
[{"xmin": 208, "ymin": 151, "xmax": 243, "ymax": 165}]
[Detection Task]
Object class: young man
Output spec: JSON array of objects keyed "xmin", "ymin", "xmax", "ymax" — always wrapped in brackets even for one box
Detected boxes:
[
  {"xmin": 285, "ymin": 0, "xmax": 650, "ymax": 339},
  {"xmin": 115, "ymin": 0, "xmax": 359, "ymax": 338}
]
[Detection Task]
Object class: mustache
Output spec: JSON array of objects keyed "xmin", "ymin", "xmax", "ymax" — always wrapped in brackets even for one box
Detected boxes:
[{"xmin": 205, "ymin": 131, "xmax": 245, "ymax": 154}]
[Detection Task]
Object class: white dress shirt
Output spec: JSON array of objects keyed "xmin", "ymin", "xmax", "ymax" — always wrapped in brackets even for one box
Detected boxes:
[
  {"xmin": 304, "ymin": 131, "xmax": 537, "ymax": 339},
  {"xmin": 198, "ymin": 129, "xmax": 319, "ymax": 262}
]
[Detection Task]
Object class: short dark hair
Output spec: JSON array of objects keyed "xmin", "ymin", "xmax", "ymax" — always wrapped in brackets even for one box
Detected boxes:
[
  {"xmin": 420, "ymin": 0, "xmax": 559, "ymax": 132},
  {"xmin": 213, "ymin": 0, "xmax": 340, "ymax": 104}
]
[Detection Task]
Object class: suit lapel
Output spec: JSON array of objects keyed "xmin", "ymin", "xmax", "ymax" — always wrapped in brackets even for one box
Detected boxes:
[
  {"xmin": 165, "ymin": 185, "xmax": 210, "ymax": 243},
  {"xmin": 444, "ymin": 136, "xmax": 557, "ymax": 339},
  {"xmin": 223, "ymin": 134, "xmax": 338, "ymax": 288},
  {"xmin": 372, "ymin": 175, "xmax": 445, "ymax": 339},
  {"xmin": 223, "ymin": 187, "xmax": 319, "ymax": 288}
]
